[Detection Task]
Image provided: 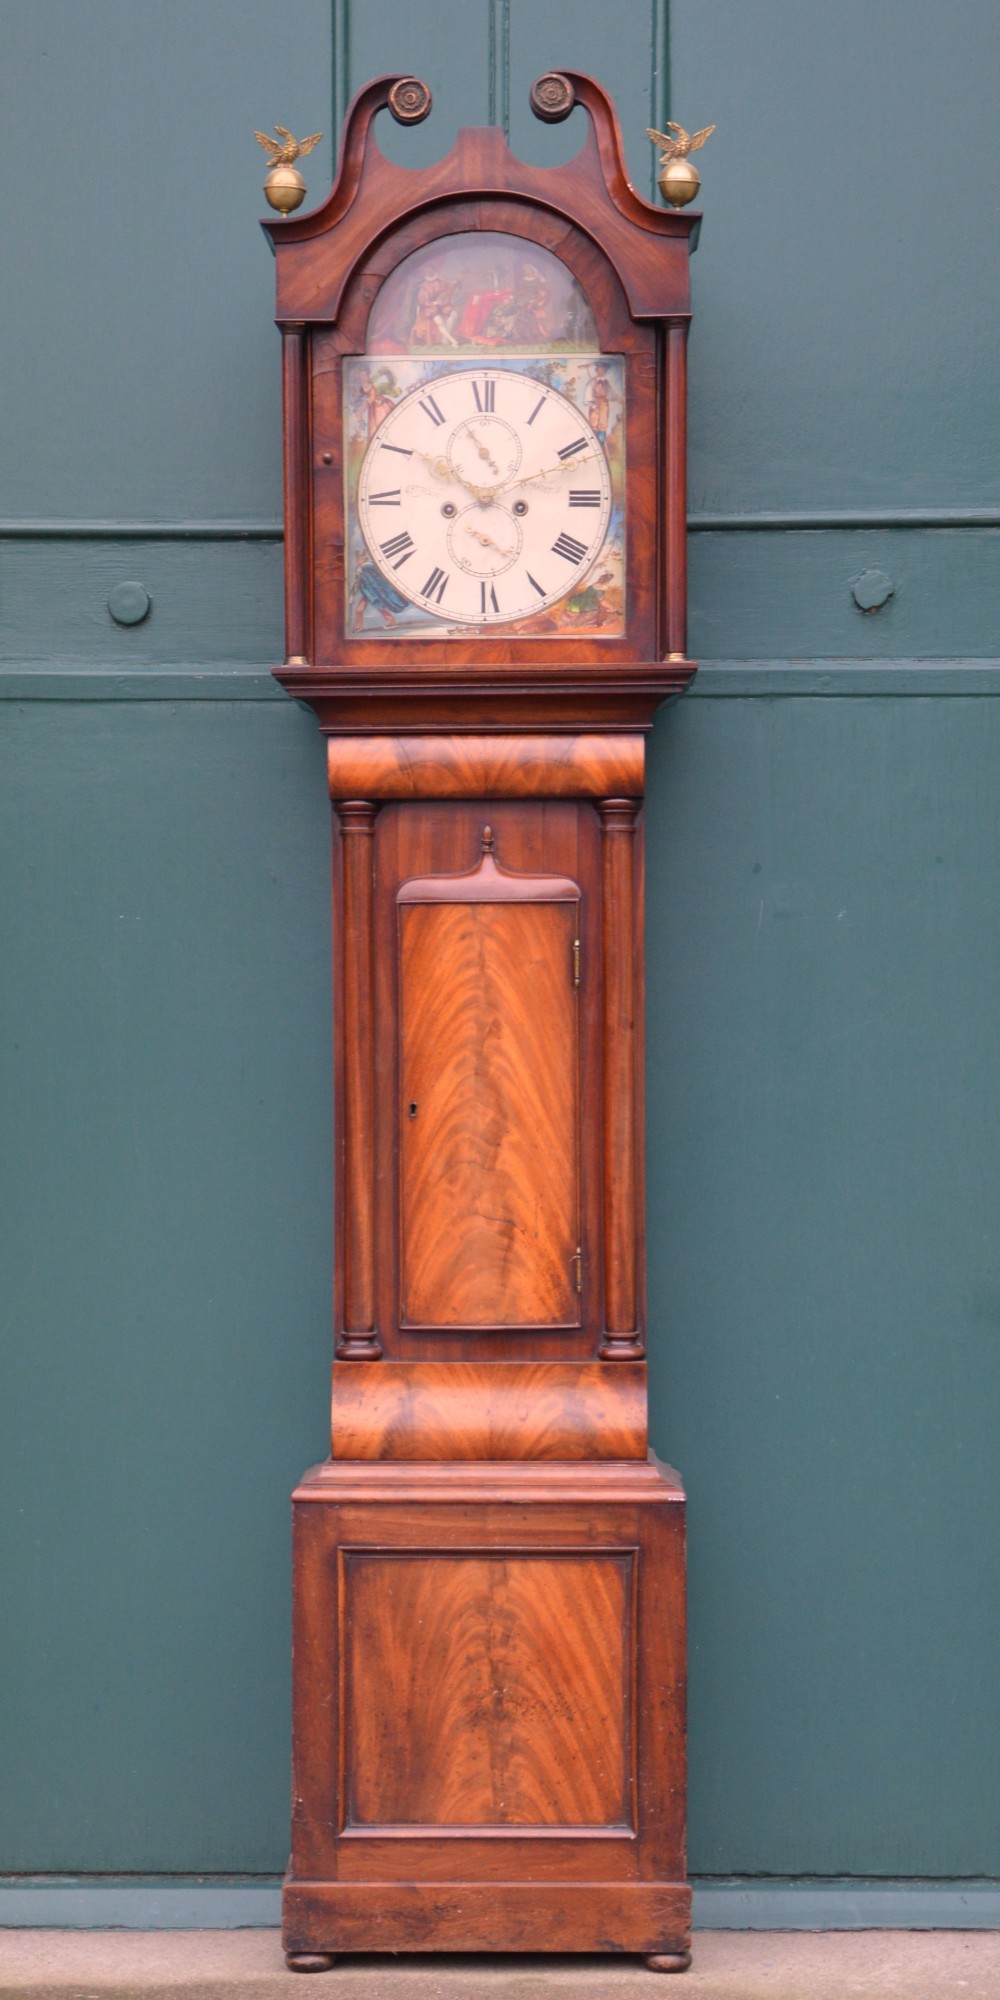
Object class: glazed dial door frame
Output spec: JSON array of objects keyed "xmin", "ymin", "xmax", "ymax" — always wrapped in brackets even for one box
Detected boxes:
[
  {"xmin": 353, "ymin": 362, "xmax": 616, "ymax": 630},
  {"xmin": 306, "ymin": 198, "xmax": 661, "ymax": 670}
]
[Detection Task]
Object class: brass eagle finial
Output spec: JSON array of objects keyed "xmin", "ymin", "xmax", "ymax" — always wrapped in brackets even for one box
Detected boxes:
[
  {"xmin": 647, "ymin": 120, "xmax": 716, "ymax": 208},
  {"xmin": 254, "ymin": 126, "xmax": 324, "ymax": 215}
]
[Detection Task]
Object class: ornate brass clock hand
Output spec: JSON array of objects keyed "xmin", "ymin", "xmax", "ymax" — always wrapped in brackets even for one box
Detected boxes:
[
  {"xmin": 458, "ymin": 423, "xmax": 500, "ymax": 476},
  {"xmin": 499, "ymin": 449, "xmax": 602, "ymax": 493},
  {"xmin": 413, "ymin": 451, "xmax": 493, "ymax": 504},
  {"xmin": 464, "ymin": 525, "xmax": 518, "ymax": 561}
]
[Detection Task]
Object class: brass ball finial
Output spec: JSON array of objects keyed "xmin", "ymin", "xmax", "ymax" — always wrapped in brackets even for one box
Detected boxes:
[
  {"xmin": 254, "ymin": 126, "xmax": 323, "ymax": 215},
  {"xmin": 647, "ymin": 120, "xmax": 716, "ymax": 208}
]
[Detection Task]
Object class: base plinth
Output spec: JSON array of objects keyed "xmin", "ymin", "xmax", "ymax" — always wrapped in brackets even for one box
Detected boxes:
[{"xmin": 284, "ymin": 1455, "xmax": 688, "ymax": 1963}]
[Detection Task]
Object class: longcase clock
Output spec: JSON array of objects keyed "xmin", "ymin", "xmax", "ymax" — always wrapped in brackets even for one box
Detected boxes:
[{"xmin": 263, "ymin": 70, "xmax": 699, "ymax": 1973}]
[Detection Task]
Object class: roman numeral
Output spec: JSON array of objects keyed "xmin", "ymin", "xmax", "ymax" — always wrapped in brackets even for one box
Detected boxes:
[
  {"xmin": 368, "ymin": 488, "xmax": 400, "ymax": 505},
  {"xmin": 526, "ymin": 572, "xmax": 546, "ymax": 598},
  {"xmin": 527, "ymin": 396, "xmax": 546, "ymax": 426},
  {"xmin": 568, "ymin": 489, "xmax": 601, "ymax": 507},
  {"xmin": 380, "ymin": 530, "xmax": 415, "ymax": 568},
  {"xmin": 557, "ymin": 436, "xmax": 588, "ymax": 461},
  {"xmin": 421, "ymin": 566, "xmax": 449, "ymax": 604},
  {"xmin": 380, "ymin": 442, "xmax": 413, "ymax": 457},
  {"xmin": 480, "ymin": 581, "xmax": 500, "ymax": 615},
  {"xmin": 472, "ymin": 380, "xmax": 495, "ymax": 413},
  {"xmin": 418, "ymin": 394, "xmax": 445, "ymax": 427},
  {"xmin": 552, "ymin": 532, "xmax": 588, "ymax": 565}
]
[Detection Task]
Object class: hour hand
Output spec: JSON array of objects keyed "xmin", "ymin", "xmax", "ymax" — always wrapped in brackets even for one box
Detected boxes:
[
  {"xmin": 415, "ymin": 452, "xmax": 459, "ymax": 483},
  {"xmin": 416, "ymin": 452, "xmax": 486, "ymax": 500}
]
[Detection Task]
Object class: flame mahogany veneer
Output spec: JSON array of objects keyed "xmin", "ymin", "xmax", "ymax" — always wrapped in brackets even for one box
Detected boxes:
[{"xmin": 265, "ymin": 69, "xmax": 698, "ymax": 1972}]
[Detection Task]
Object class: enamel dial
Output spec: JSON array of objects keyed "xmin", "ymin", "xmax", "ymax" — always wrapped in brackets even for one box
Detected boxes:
[{"xmin": 356, "ymin": 367, "xmax": 613, "ymax": 626}]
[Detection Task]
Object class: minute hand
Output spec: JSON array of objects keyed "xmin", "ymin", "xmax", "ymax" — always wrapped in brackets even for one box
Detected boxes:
[{"xmin": 500, "ymin": 450, "xmax": 602, "ymax": 492}]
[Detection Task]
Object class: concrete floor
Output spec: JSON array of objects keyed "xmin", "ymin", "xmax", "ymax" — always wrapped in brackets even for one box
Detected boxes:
[{"xmin": 0, "ymin": 1933, "xmax": 999, "ymax": 2000}]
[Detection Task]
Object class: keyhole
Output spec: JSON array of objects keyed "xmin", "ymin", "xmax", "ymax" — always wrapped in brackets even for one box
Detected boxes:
[{"xmin": 408, "ymin": 1102, "xmax": 418, "ymax": 1119}]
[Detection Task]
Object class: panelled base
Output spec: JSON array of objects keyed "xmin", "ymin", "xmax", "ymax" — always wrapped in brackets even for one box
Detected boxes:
[
  {"xmin": 282, "ymin": 1879, "xmax": 692, "ymax": 1956},
  {"xmin": 283, "ymin": 1455, "xmax": 688, "ymax": 1963}
]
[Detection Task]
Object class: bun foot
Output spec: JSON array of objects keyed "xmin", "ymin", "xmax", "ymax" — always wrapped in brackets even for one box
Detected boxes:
[
  {"xmin": 285, "ymin": 1952, "xmax": 337, "ymax": 1972},
  {"xmin": 646, "ymin": 1952, "xmax": 692, "ymax": 1973}
]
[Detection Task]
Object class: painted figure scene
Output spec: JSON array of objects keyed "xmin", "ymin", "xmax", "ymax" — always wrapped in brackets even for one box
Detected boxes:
[
  {"xmin": 366, "ymin": 232, "xmax": 599, "ymax": 356},
  {"xmin": 345, "ymin": 352, "xmax": 625, "ymax": 640}
]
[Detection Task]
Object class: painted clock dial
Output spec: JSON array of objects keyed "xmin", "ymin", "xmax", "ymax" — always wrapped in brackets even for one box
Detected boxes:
[{"xmin": 356, "ymin": 367, "xmax": 613, "ymax": 627}]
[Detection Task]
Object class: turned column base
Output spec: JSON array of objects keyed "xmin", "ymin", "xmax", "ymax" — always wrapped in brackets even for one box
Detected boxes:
[
  {"xmin": 646, "ymin": 1951, "xmax": 692, "ymax": 1973},
  {"xmin": 285, "ymin": 1952, "xmax": 337, "ymax": 1972}
]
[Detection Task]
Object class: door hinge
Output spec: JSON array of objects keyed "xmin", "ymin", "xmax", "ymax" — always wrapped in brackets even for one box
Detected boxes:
[
  {"xmin": 572, "ymin": 1246, "xmax": 583, "ymax": 1293},
  {"xmin": 572, "ymin": 936, "xmax": 581, "ymax": 987}
]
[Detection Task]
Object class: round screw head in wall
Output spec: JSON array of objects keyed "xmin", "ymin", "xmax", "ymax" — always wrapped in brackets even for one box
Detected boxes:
[
  {"xmin": 108, "ymin": 582, "xmax": 151, "ymax": 626},
  {"xmin": 852, "ymin": 567, "xmax": 895, "ymax": 613}
]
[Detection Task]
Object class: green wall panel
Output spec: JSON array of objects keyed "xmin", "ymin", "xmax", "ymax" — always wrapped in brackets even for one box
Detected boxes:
[
  {"xmin": 646, "ymin": 696, "xmax": 1000, "ymax": 1873},
  {"xmin": 688, "ymin": 527, "xmax": 1000, "ymax": 663},
  {"xmin": 3, "ymin": 692, "xmax": 999, "ymax": 1873},
  {"xmin": 671, "ymin": 0, "xmax": 1000, "ymax": 515},
  {"xmin": 1, "ymin": 537, "xmax": 282, "ymax": 668},
  {"xmin": 2, "ymin": 0, "xmax": 1000, "ymax": 1887},
  {"xmin": 0, "ymin": 702, "xmax": 333, "ymax": 1870},
  {"xmin": 0, "ymin": 1, "xmax": 331, "ymax": 522},
  {"xmin": 507, "ymin": 0, "xmax": 663, "ymax": 189},
  {"xmin": 348, "ymin": 2, "xmax": 493, "ymax": 165}
]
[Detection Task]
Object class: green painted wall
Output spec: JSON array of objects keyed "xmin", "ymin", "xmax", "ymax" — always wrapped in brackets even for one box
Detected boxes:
[{"xmin": 2, "ymin": 0, "xmax": 999, "ymax": 1878}]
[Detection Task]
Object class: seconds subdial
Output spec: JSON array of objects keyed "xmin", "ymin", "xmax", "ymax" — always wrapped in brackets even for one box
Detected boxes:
[{"xmin": 448, "ymin": 503, "xmax": 522, "ymax": 578}]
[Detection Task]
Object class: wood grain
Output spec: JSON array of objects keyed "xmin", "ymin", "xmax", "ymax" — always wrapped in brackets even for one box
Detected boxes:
[
  {"xmin": 280, "ymin": 325, "xmax": 310, "ymax": 665},
  {"xmin": 275, "ymin": 70, "xmax": 692, "ymax": 1966},
  {"xmin": 285, "ymin": 1458, "xmax": 688, "ymax": 1952},
  {"xmin": 268, "ymin": 72, "xmax": 698, "ymax": 682},
  {"xmin": 599, "ymin": 801, "xmax": 643, "ymax": 1356},
  {"xmin": 265, "ymin": 76, "xmax": 698, "ymax": 323},
  {"xmin": 345, "ymin": 1552, "xmax": 630, "ymax": 1828},
  {"xmin": 327, "ymin": 734, "xmax": 644, "ymax": 802},
  {"xmin": 399, "ymin": 899, "xmax": 579, "ymax": 1328},
  {"xmin": 283, "ymin": 1880, "xmax": 692, "ymax": 1956},
  {"xmin": 337, "ymin": 800, "xmax": 379, "ymax": 1357},
  {"xmin": 330, "ymin": 1362, "xmax": 647, "ymax": 1461},
  {"xmin": 371, "ymin": 803, "xmax": 602, "ymax": 1364},
  {"xmin": 664, "ymin": 323, "xmax": 689, "ymax": 661}
]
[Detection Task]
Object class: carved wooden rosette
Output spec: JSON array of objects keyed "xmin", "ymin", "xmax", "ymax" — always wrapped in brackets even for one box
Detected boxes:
[{"xmin": 266, "ymin": 69, "xmax": 697, "ymax": 1972}]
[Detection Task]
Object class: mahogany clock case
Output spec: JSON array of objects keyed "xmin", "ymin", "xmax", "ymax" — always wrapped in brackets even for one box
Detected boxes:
[
  {"xmin": 265, "ymin": 71, "xmax": 698, "ymax": 1969},
  {"xmin": 267, "ymin": 69, "xmax": 699, "ymax": 716}
]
